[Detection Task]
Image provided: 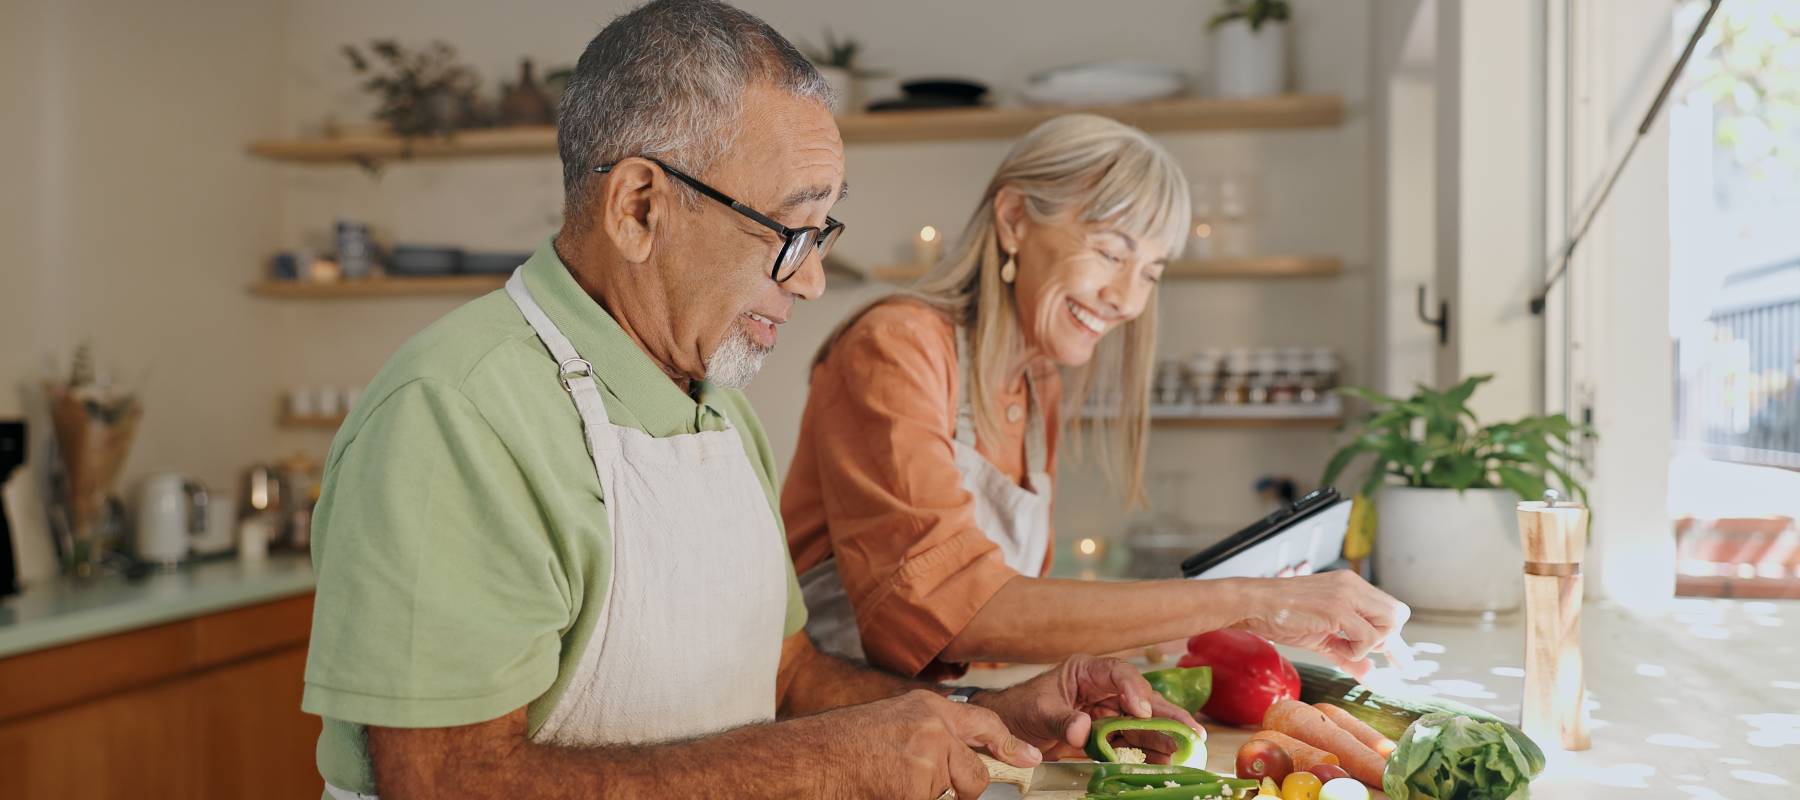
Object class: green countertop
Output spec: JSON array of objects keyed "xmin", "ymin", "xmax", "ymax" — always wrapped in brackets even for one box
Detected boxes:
[{"xmin": 0, "ymin": 554, "xmax": 315, "ymax": 659}]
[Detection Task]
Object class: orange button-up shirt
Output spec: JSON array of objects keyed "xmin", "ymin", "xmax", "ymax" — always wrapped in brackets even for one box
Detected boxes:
[{"xmin": 782, "ymin": 299, "xmax": 1060, "ymax": 679}]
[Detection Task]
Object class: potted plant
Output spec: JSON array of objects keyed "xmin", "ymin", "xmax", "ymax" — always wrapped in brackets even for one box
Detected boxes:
[
  {"xmin": 1322, "ymin": 376, "xmax": 1590, "ymax": 615},
  {"xmin": 342, "ymin": 40, "xmax": 481, "ymax": 136},
  {"xmin": 1208, "ymin": 0, "xmax": 1291, "ymax": 98},
  {"xmin": 803, "ymin": 29, "xmax": 869, "ymax": 115}
]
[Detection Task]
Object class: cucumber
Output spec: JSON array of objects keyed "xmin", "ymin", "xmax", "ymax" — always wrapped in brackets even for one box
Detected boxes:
[{"xmin": 1293, "ymin": 662, "xmax": 1543, "ymax": 764}]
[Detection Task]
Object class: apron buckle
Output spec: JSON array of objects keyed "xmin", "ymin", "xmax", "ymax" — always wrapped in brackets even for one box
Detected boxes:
[{"xmin": 559, "ymin": 358, "xmax": 594, "ymax": 393}]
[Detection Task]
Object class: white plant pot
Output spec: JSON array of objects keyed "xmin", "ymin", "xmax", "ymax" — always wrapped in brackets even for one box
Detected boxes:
[
  {"xmin": 1374, "ymin": 486, "xmax": 1524, "ymax": 615},
  {"xmin": 1212, "ymin": 19, "xmax": 1288, "ymax": 98},
  {"xmin": 816, "ymin": 66, "xmax": 855, "ymax": 116}
]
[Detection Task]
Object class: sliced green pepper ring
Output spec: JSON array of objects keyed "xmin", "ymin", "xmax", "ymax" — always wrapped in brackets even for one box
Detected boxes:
[
  {"xmin": 1141, "ymin": 666, "xmax": 1212, "ymax": 714},
  {"xmin": 1084, "ymin": 716, "xmax": 1209, "ymax": 770}
]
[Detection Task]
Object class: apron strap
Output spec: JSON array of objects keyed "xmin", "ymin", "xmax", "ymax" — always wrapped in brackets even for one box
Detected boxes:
[
  {"xmin": 953, "ymin": 326, "xmax": 1048, "ymax": 478},
  {"xmin": 506, "ymin": 269, "xmax": 616, "ymax": 449}
]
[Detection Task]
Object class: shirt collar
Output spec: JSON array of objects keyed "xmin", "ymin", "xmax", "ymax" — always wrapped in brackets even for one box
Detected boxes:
[{"xmin": 521, "ymin": 239, "xmax": 726, "ymax": 436}]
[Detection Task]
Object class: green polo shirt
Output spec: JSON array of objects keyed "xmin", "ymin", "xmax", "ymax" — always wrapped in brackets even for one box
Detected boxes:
[{"xmin": 301, "ymin": 242, "xmax": 807, "ymax": 794}]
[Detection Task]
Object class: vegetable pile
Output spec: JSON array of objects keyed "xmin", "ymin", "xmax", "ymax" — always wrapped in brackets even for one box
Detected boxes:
[{"xmin": 1127, "ymin": 637, "xmax": 1548, "ymax": 798}]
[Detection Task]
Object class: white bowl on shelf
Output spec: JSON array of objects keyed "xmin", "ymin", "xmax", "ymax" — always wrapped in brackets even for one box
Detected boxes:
[{"xmin": 1021, "ymin": 61, "xmax": 1186, "ymax": 106}]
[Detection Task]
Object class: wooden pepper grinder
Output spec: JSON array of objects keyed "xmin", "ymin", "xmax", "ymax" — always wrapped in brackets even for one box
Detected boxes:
[{"xmin": 1516, "ymin": 490, "xmax": 1591, "ymax": 751}]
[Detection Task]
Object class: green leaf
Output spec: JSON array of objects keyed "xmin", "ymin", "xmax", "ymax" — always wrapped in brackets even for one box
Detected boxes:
[
  {"xmin": 1321, "ymin": 443, "xmax": 1370, "ymax": 489},
  {"xmin": 1445, "ymin": 374, "xmax": 1493, "ymax": 406},
  {"xmin": 1495, "ymin": 465, "xmax": 1547, "ymax": 502},
  {"xmin": 1431, "ymin": 455, "xmax": 1485, "ymax": 490}
]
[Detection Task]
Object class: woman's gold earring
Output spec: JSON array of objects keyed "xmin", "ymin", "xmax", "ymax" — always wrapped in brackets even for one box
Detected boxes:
[{"xmin": 1000, "ymin": 252, "xmax": 1018, "ymax": 284}]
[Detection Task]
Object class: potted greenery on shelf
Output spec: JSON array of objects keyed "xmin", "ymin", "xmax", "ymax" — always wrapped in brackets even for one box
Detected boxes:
[
  {"xmin": 342, "ymin": 40, "xmax": 481, "ymax": 137},
  {"xmin": 1322, "ymin": 375, "xmax": 1590, "ymax": 614},
  {"xmin": 802, "ymin": 29, "xmax": 872, "ymax": 115},
  {"xmin": 1209, "ymin": 0, "xmax": 1291, "ymax": 98}
]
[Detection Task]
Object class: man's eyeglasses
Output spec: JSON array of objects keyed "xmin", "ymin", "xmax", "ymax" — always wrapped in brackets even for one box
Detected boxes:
[{"xmin": 594, "ymin": 157, "xmax": 844, "ymax": 284}]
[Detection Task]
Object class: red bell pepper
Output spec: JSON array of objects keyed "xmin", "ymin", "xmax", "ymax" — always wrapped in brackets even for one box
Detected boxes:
[{"xmin": 1177, "ymin": 630, "xmax": 1300, "ymax": 727}]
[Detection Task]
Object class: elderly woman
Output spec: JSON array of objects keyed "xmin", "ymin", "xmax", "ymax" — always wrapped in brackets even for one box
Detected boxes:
[{"xmin": 782, "ymin": 114, "xmax": 1403, "ymax": 682}]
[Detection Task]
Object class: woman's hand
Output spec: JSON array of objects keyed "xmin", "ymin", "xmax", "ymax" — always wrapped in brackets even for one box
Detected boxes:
[
  {"xmin": 1229, "ymin": 572, "xmax": 1408, "ymax": 678},
  {"xmin": 973, "ymin": 654, "xmax": 1204, "ymax": 762}
]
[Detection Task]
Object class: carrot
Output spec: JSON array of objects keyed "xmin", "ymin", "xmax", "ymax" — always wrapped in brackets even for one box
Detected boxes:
[
  {"xmin": 1262, "ymin": 699, "xmax": 1386, "ymax": 787},
  {"xmin": 1314, "ymin": 702, "xmax": 1397, "ymax": 759},
  {"xmin": 1249, "ymin": 730, "xmax": 1339, "ymax": 770}
]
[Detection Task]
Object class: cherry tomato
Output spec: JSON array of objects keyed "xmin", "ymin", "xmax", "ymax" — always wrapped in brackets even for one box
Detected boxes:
[
  {"xmin": 1307, "ymin": 764, "xmax": 1351, "ymax": 783},
  {"xmin": 1235, "ymin": 739, "xmax": 1294, "ymax": 782},
  {"xmin": 1280, "ymin": 770, "xmax": 1323, "ymax": 800}
]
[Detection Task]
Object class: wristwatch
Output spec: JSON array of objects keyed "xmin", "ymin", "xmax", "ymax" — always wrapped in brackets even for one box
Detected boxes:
[{"xmin": 945, "ymin": 686, "xmax": 985, "ymax": 704}]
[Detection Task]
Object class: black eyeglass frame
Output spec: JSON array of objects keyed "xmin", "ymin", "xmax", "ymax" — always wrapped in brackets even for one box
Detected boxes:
[{"xmin": 594, "ymin": 157, "xmax": 844, "ymax": 283}]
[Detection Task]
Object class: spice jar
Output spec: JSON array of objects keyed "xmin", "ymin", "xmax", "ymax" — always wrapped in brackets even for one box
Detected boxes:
[
  {"xmin": 1221, "ymin": 348, "xmax": 1254, "ymax": 405},
  {"xmin": 1184, "ymin": 349, "xmax": 1222, "ymax": 405},
  {"xmin": 1153, "ymin": 360, "xmax": 1184, "ymax": 407},
  {"xmin": 1310, "ymin": 348, "xmax": 1340, "ymax": 393}
]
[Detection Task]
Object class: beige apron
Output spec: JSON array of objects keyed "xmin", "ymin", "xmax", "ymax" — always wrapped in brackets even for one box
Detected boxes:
[
  {"xmin": 327, "ymin": 269, "xmax": 789, "ymax": 800},
  {"xmin": 799, "ymin": 326, "xmax": 1053, "ymax": 665}
]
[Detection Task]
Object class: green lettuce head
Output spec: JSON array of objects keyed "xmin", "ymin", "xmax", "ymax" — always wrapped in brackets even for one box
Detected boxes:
[{"xmin": 1384, "ymin": 713, "xmax": 1547, "ymax": 800}]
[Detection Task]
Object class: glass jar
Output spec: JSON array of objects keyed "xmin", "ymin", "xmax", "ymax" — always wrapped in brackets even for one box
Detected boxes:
[
  {"xmin": 1152, "ymin": 360, "xmax": 1185, "ymax": 407},
  {"xmin": 1184, "ymin": 349, "xmax": 1222, "ymax": 405},
  {"xmin": 1221, "ymin": 348, "xmax": 1254, "ymax": 405},
  {"xmin": 1311, "ymin": 348, "xmax": 1340, "ymax": 393}
]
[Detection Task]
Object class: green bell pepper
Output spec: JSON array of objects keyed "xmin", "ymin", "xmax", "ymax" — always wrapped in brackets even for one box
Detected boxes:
[
  {"xmin": 1084, "ymin": 716, "xmax": 1208, "ymax": 770},
  {"xmin": 1082, "ymin": 782, "xmax": 1236, "ymax": 800},
  {"xmin": 1141, "ymin": 666, "xmax": 1212, "ymax": 714}
]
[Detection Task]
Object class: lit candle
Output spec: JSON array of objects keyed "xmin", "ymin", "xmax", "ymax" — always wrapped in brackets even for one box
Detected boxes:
[
  {"xmin": 1074, "ymin": 536, "xmax": 1106, "ymax": 581},
  {"xmin": 913, "ymin": 225, "xmax": 943, "ymax": 268}
]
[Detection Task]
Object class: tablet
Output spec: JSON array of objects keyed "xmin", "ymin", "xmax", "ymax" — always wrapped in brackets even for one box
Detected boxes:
[{"xmin": 1179, "ymin": 488, "xmax": 1353, "ymax": 579}]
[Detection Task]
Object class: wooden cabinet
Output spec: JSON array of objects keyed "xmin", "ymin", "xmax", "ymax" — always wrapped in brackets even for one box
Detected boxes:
[{"xmin": 0, "ymin": 595, "xmax": 321, "ymax": 799}]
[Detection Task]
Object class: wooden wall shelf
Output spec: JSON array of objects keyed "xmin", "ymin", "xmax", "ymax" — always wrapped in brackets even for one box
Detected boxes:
[
  {"xmin": 279, "ymin": 413, "xmax": 347, "ymax": 430},
  {"xmin": 247, "ymin": 95, "xmax": 1345, "ymax": 164},
  {"xmin": 872, "ymin": 256, "xmax": 1342, "ymax": 284},
  {"xmin": 1144, "ymin": 414, "xmax": 1342, "ymax": 429},
  {"xmin": 249, "ymin": 275, "xmax": 505, "ymax": 298}
]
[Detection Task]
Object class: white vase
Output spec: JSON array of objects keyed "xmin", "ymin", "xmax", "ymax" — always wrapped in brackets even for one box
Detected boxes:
[
  {"xmin": 1212, "ymin": 18, "xmax": 1288, "ymax": 98},
  {"xmin": 815, "ymin": 66, "xmax": 855, "ymax": 116},
  {"xmin": 1374, "ymin": 486, "xmax": 1524, "ymax": 615}
]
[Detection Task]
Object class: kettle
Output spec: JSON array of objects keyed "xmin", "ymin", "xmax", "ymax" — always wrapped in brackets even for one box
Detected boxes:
[{"xmin": 134, "ymin": 473, "xmax": 209, "ymax": 565}]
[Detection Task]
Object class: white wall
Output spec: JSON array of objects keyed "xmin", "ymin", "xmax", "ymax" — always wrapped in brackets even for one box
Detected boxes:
[
  {"xmin": 1564, "ymin": 0, "xmax": 1677, "ymax": 605},
  {"xmin": 1372, "ymin": 0, "xmax": 1439, "ymax": 396},
  {"xmin": 1431, "ymin": 0, "xmax": 1543, "ymax": 422},
  {"xmin": 0, "ymin": 0, "xmax": 284, "ymax": 586},
  {"xmin": 268, "ymin": 0, "xmax": 1379, "ymax": 538}
]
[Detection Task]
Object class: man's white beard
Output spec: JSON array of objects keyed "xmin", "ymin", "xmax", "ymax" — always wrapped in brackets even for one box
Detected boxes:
[{"xmin": 703, "ymin": 326, "xmax": 770, "ymax": 389}]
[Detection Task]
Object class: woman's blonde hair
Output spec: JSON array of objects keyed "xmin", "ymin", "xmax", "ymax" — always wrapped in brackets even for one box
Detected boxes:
[{"xmin": 821, "ymin": 114, "xmax": 1190, "ymax": 506}]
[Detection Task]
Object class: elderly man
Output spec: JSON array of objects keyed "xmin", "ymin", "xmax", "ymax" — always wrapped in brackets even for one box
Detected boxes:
[{"xmin": 301, "ymin": 2, "xmax": 1199, "ymax": 798}]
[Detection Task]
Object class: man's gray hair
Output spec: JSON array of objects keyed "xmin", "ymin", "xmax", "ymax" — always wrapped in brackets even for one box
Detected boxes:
[{"xmin": 558, "ymin": 0, "xmax": 833, "ymax": 227}]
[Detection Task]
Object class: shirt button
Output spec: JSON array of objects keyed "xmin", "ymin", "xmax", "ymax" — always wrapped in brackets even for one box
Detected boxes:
[{"xmin": 1006, "ymin": 404, "xmax": 1024, "ymax": 423}]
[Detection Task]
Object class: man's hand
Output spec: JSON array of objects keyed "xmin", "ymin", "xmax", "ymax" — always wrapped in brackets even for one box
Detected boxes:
[
  {"xmin": 972, "ymin": 654, "xmax": 1204, "ymax": 763},
  {"xmin": 1232, "ymin": 571, "xmax": 1408, "ymax": 677},
  {"xmin": 369, "ymin": 691, "xmax": 1040, "ymax": 800},
  {"xmin": 823, "ymin": 690, "xmax": 1041, "ymax": 799}
]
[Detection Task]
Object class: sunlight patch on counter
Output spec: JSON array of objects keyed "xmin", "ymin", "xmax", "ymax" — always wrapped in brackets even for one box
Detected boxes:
[
  {"xmin": 1730, "ymin": 769, "xmax": 1789, "ymax": 786},
  {"xmin": 1647, "ymin": 732, "xmax": 1720, "ymax": 749},
  {"xmin": 1742, "ymin": 713, "xmax": 1800, "ymax": 748}
]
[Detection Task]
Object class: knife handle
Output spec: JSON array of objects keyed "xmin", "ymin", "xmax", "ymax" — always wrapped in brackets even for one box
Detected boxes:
[{"xmin": 936, "ymin": 755, "xmax": 1033, "ymax": 798}]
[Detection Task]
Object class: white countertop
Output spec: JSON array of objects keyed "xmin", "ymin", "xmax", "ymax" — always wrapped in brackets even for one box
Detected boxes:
[
  {"xmin": 965, "ymin": 598, "xmax": 1800, "ymax": 799},
  {"xmin": 0, "ymin": 554, "xmax": 315, "ymax": 659}
]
